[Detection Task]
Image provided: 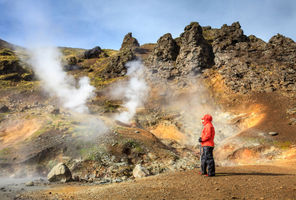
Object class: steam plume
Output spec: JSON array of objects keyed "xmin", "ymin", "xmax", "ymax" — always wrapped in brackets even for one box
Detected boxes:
[
  {"xmin": 113, "ymin": 60, "xmax": 149, "ymax": 123},
  {"xmin": 27, "ymin": 47, "xmax": 94, "ymax": 113},
  {"xmin": 11, "ymin": 1, "xmax": 95, "ymax": 113}
]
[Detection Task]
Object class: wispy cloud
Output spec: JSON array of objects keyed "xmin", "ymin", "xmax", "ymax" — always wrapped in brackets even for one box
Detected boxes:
[{"xmin": 0, "ymin": 0, "xmax": 295, "ymax": 49}]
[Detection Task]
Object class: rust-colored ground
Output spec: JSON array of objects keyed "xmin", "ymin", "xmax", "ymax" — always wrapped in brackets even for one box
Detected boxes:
[{"xmin": 0, "ymin": 118, "xmax": 43, "ymax": 150}]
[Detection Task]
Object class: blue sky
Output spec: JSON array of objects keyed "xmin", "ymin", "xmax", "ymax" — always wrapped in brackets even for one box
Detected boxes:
[{"xmin": 0, "ymin": 0, "xmax": 295, "ymax": 49}]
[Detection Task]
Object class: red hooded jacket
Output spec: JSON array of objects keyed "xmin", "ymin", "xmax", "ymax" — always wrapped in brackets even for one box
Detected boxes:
[{"xmin": 201, "ymin": 114, "xmax": 215, "ymax": 147}]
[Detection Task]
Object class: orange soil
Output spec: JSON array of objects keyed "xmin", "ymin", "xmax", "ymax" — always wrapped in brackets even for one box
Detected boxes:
[{"xmin": 0, "ymin": 118, "xmax": 43, "ymax": 150}]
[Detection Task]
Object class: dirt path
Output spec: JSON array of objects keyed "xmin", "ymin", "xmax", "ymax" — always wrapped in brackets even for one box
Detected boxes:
[{"xmin": 21, "ymin": 165, "xmax": 296, "ymax": 200}]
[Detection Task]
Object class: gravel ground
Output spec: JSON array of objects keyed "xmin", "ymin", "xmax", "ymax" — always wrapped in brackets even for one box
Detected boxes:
[{"xmin": 16, "ymin": 164, "xmax": 296, "ymax": 200}]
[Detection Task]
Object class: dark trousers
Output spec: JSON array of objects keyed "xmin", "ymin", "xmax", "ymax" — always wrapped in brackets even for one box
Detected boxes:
[{"xmin": 201, "ymin": 146, "xmax": 215, "ymax": 176}]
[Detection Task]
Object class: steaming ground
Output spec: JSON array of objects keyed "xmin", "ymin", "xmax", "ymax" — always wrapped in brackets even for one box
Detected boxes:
[
  {"xmin": 1, "ymin": 8, "xmax": 296, "ymax": 199},
  {"xmin": 25, "ymin": 46, "xmax": 95, "ymax": 114},
  {"xmin": 111, "ymin": 60, "xmax": 149, "ymax": 124}
]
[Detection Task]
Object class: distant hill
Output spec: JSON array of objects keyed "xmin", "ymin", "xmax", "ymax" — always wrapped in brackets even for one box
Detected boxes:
[{"xmin": 0, "ymin": 38, "xmax": 15, "ymax": 50}]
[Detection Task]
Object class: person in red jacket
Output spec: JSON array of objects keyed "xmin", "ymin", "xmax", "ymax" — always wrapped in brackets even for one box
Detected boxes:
[{"xmin": 199, "ymin": 114, "xmax": 215, "ymax": 176}]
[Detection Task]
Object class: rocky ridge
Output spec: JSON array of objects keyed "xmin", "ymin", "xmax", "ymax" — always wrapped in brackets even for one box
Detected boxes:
[{"xmin": 142, "ymin": 21, "xmax": 296, "ymax": 94}]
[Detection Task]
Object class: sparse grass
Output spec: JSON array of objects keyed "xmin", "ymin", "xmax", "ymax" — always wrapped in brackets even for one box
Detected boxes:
[
  {"xmin": 103, "ymin": 100, "xmax": 120, "ymax": 113},
  {"xmin": 273, "ymin": 141, "xmax": 292, "ymax": 150},
  {"xmin": 0, "ymin": 147, "xmax": 13, "ymax": 157},
  {"xmin": 59, "ymin": 47, "xmax": 85, "ymax": 57},
  {"xmin": 202, "ymin": 28, "xmax": 218, "ymax": 44},
  {"xmin": 80, "ymin": 145, "xmax": 107, "ymax": 162},
  {"xmin": 0, "ymin": 78, "xmax": 38, "ymax": 90},
  {"xmin": 123, "ymin": 139, "xmax": 145, "ymax": 154},
  {"xmin": 103, "ymin": 49, "xmax": 118, "ymax": 57}
]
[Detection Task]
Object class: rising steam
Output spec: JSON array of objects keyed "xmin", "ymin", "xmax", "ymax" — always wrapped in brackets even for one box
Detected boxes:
[
  {"xmin": 113, "ymin": 60, "xmax": 149, "ymax": 123},
  {"xmin": 27, "ymin": 47, "xmax": 94, "ymax": 113},
  {"xmin": 11, "ymin": 0, "xmax": 95, "ymax": 113}
]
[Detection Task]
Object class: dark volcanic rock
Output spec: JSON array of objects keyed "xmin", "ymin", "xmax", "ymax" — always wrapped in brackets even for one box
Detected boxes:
[
  {"xmin": 212, "ymin": 22, "xmax": 248, "ymax": 53},
  {"xmin": 176, "ymin": 22, "xmax": 214, "ymax": 75},
  {"xmin": 145, "ymin": 22, "xmax": 214, "ymax": 80},
  {"xmin": 150, "ymin": 33, "xmax": 179, "ymax": 62},
  {"xmin": 0, "ymin": 60, "xmax": 27, "ymax": 75},
  {"xmin": 146, "ymin": 33, "xmax": 180, "ymax": 79},
  {"xmin": 84, "ymin": 46, "xmax": 103, "ymax": 59},
  {"xmin": 266, "ymin": 34, "xmax": 296, "ymax": 66},
  {"xmin": 0, "ymin": 105, "xmax": 9, "ymax": 113},
  {"xmin": 101, "ymin": 49, "xmax": 136, "ymax": 79},
  {"xmin": 66, "ymin": 56, "xmax": 78, "ymax": 65},
  {"xmin": 120, "ymin": 33, "xmax": 140, "ymax": 51},
  {"xmin": 203, "ymin": 22, "xmax": 296, "ymax": 94}
]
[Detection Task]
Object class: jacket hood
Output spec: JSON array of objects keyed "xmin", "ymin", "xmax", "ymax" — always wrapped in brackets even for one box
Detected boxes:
[{"xmin": 202, "ymin": 114, "xmax": 212, "ymax": 125}]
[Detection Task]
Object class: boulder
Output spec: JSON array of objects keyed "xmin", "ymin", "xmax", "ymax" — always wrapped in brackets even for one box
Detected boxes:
[
  {"xmin": 25, "ymin": 181, "xmax": 34, "ymax": 186},
  {"xmin": 120, "ymin": 33, "xmax": 140, "ymax": 51},
  {"xmin": 0, "ymin": 105, "xmax": 9, "ymax": 113},
  {"xmin": 66, "ymin": 56, "xmax": 77, "ymax": 65},
  {"xmin": 132, "ymin": 164, "xmax": 149, "ymax": 178},
  {"xmin": 84, "ymin": 46, "xmax": 103, "ymax": 59},
  {"xmin": 47, "ymin": 163, "xmax": 72, "ymax": 183}
]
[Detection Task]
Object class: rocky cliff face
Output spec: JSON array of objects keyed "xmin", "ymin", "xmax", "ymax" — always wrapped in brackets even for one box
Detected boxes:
[
  {"xmin": 146, "ymin": 22, "xmax": 214, "ymax": 80},
  {"xmin": 142, "ymin": 21, "xmax": 296, "ymax": 94},
  {"xmin": 204, "ymin": 22, "xmax": 296, "ymax": 94}
]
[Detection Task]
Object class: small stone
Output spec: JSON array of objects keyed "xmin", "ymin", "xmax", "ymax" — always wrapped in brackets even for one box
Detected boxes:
[
  {"xmin": 51, "ymin": 108, "xmax": 60, "ymax": 115},
  {"xmin": 215, "ymin": 188, "xmax": 219, "ymax": 190},
  {"xmin": 289, "ymin": 118, "xmax": 296, "ymax": 125},
  {"xmin": 268, "ymin": 132, "xmax": 279, "ymax": 136},
  {"xmin": 25, "ymin": 181, "xmax": 34, "ymax": 186},
  {"xmin": 135, "ymin": 130, "xmax": 140, "ymax": 134},
  {"xmin": 133, "ymin": 164, "xmax": 150, "ymax": 178}
]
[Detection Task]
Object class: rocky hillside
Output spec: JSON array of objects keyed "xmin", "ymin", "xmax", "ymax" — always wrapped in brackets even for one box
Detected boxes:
[{"xmin": 0, "ymin": 20, "xmax": 296, "ymax": 187}]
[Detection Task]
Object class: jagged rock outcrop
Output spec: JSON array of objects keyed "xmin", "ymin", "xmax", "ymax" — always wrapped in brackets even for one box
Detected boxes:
[
  {"xmin": 98, "ymin": 33, "xmax": 140, "ymax": 78},
  {"xmin": 212, "ymin": 22, "xmax": 248, "ymax": 53},
  {"xmin": 203, "ymin": 22, "xmax": 296, "ymax": 94},
  {"xmin": 146, "ymin": 33, "xmax": 179, "ymax": 79},
  {"xmin": 149, "ymin": 33, "xmax": 179, "ymax": 62},
  {"xmin": 146, "ymin": 22, "xmax": 214, "ymax": 80},
  {"xmin": 120, "ymin": 33, "xmax": 140, "ymax": 51},
  {"xmin": 175, "ymin": 22, "xmax": 214, "ymax": 76},
  {"xmin": 266, "ymin": 34, "xmax": 296, "ymax": 66},
  {"xmin": 84, "ymin": 46, "xmax": 105, "ymax": 59}
]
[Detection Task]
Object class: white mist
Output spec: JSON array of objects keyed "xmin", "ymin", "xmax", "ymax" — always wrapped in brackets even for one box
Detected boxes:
[{"xmin": 114, "ymin": 60, "xmax": 149, "ymax": 123}]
